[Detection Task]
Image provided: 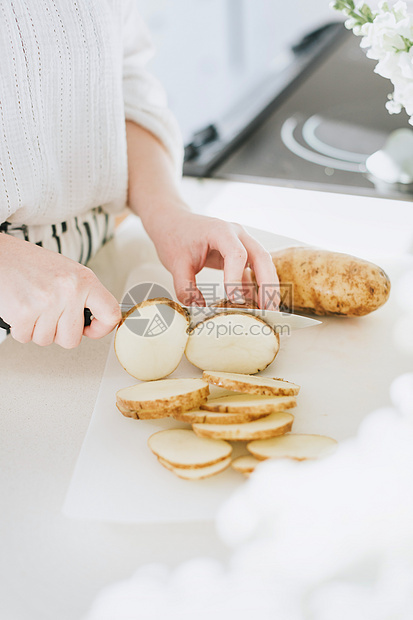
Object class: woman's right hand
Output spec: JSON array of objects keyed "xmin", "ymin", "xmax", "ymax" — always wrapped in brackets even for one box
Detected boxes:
[{"xmin": 0, "ymin": 234, "xmax": 121, "ymax": 348}]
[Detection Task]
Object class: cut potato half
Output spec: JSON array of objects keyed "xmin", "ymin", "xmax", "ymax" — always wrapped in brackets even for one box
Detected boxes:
[
  {"xmin": 148, "ymin": 429, "xmax": 232, "ymax": 468},
  {"xmin": 200, "ymin": 393, "xmax": 296, "ymax": 414},
  {"xmin": 116, "ymin": 403, "xmax": 172, "ymax": 420},
  {"xmin": 116, "ymin": 378, "xmax": 209, "ymax": 413},
  {"xmin": 192, "ymin": 411, "xmax": 294, "ymax": 441},
  {"xmin": 203, "ymin": 371, "xmax": 300, "ymax": 396},
  {"xmin": 158, "ymin": 456, "xmax": 232, "ymax": 479},
  {"xmin": 115, "ymin": 298, "xmax": 189, "ymax": 381},
  {"xmin": 172, "ymin": 408, "xmax": 268, "ymax": 424},
  {"xmin": 185, "ymin": 312, "xmax": 280, "ymax": 374},
  {"xmin": 247, "ymin": 433, "xmax": 338, "ymax": 461},
  {"xmin": 231, "ymin": 455, "xmax": 261, "ymax": 475}
]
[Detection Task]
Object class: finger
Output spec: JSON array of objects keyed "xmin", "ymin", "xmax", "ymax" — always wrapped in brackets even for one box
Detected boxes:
[
  {"xmin": 8, "ymin": 310, "xmax": 36, "ymax": 344},
  {"xmin": 32, "ymin": 313, "xmax": 60, "ymax": 347},
  {"xmin": 83, "ymin": 286, "xmax": 122, "ymax": 340},
  {"xmin": 54, "ymin": 305, "xmax": 85, "ymax": 349},
  {"xmin": 211, "ymin": 233, "xmax": 248, "ymax": 304},
  {"xmin": 204, "ymin": 250, "xmax": 224, "ymax": 271},
  {"xmin": 171, "ymin": 258, "xmax": 205, "ymax": 306},
  {"xmin": 239, "ymin": 232, "xmax": 280, "ymax": 310},
  {"xmin": 242, "ymin": 268, "xmax": 259, "ymax": 306}
]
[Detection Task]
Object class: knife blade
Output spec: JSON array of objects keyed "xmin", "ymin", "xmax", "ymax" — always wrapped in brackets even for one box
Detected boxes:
[
  {"xmin": 120, "ymin": 303, "xmax": 321, "ymax": 331},
  {"xmin": 181, "ymin": 305, "xmax": 321, "ymax": 331}
]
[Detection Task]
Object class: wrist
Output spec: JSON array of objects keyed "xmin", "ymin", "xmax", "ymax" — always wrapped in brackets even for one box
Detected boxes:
[{"xmin": 138, "ymin": 197, "xmax": 191, "ymax": 238}]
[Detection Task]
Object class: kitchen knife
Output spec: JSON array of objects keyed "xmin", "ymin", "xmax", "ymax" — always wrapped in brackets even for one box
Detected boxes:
[
  {"xmin": 120, "ymin": 303, "xmax": 321, "ymax": 331},
  {"xmin": 181, "ymin": 305, "xmax": 321, "ymax": 331},
  {"xmin": 0, "ymin": 308, "xmax": 93, "ymax": 333},
  {"xmin": 0, "ymin": 305, "xmax": 321, "ymax": 334}
]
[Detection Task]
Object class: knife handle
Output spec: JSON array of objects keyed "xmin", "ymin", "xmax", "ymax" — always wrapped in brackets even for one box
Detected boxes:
[{"xmin": 0, "ymin": 308, "xmax": 93, "ymax": 333}]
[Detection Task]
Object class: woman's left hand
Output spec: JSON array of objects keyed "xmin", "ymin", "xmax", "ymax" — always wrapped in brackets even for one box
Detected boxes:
[{"xmin": 147, "ymin": 208, "xmax": 280, "ymax": 310}]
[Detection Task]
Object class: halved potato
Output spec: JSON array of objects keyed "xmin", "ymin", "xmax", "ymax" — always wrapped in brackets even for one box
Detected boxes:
[
  {"xmin": 247, "ymin": 433, "xmax": 338, "ymax": 461},
  {"xmin": 192, "ymin": 411, "xmax": 294, "ymax": 441},
  {"xmin": 172, "ymin": 408, "xmax": 269, "ymax": 424},
  {"xmin": 116, "ymin": 378, "xmax": 209, "ymax": 414},
  {"xmin": 158, "ymin": 456, "xmax": 232, "ymax": 479},
  {"xmin": 148, "ymin": 428, "xmax": 232, "ymax": 468},
  {"xmin": 200, "ymin": 393, "xmax": 296, "ymax": 414},
  {"xmin": 185, "ymin": 312, "xmax": 280, "ymax": 374},
  {"xmin": 202, "ymin": 371, "xmax": 300, "ymax": 396},
  {"xmin": 115, "ymin": 298, "xmax": 189, "ymax": 381},
  {"xmin": 231, "ymin": 455, "xmax": 261, "ymax": 475}
]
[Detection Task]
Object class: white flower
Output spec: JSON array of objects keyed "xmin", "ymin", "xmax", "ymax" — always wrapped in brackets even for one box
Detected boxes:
[
  {"xmin": 360, "ymin": 12, "xmax": 405, "ymax": 56},
  {"xmin": 393, "ymin": 79, "xmax": 413, "ymax": 114},
  {"xmin": 386, "ymin": 97, "xmax": 403, "ymax": 112},
  {"xmin": 393, "ymin": 0, "xmax": 409, "ymax": 19},
  {"xmin": 398, "ymin": 47, "xmax": 413, "ymax": 78},
  {"xmin": 345, "ymin": 17, "xmax": 360, "ymax": 30},
  {"xmin": 342, "ymin": 0, "xmax": 413, "ymax": 124},
  {"xmin": 374, "ymin": 51, "xmax": 403, "ymax": 78}
]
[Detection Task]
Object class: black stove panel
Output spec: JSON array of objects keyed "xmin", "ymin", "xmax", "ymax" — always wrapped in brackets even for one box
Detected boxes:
[{"xmin": 212, "ymin": 31, "xmax": 411, "ymax": 199}]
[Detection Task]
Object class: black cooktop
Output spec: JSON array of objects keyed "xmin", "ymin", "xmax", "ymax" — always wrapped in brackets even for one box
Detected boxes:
[{"xmin": 184, "ymin": 23, "xmax": 411, "ymax": 200}]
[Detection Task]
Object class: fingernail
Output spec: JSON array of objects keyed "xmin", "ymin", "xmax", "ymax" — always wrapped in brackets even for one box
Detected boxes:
[{"xmin": 230, "ymin": 294, "xmax": 246, "ymax": 304}]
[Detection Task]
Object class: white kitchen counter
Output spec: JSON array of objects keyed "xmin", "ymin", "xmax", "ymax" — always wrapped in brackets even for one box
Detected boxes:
[
  {"xmin": 1, "ymin": 178, "xmax": 413, "ymax": 620},
  {"xmin": 0, "ymin": 178, "xmax": 227, "ymax": 620}
]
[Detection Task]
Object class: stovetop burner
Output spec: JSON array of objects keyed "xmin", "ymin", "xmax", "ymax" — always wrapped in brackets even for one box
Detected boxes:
[
  {"xmin": 280, "ymin": 113, "xmax": 390, "ymax": 177},
  {"xmin": 210, "ymin": 29, "xmax": 412, "ymax": 200}
]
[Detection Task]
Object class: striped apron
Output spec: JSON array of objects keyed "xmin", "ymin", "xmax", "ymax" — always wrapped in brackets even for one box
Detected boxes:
[{"xmin": 0, "ymin": 206, "xmax": 115, "ymax": 265}]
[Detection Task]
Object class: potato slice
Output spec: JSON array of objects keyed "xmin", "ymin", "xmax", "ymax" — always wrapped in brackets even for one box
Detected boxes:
[
  {"xmin": 200, "ymin": 393, "xmax": 296, "ymax": 414},
  {"xmin": 231, "ymin": 455, "xmax": 261, "ymax": 475},
  {"xmin": 185, "ymin": 312, "xmax": 280, "ymax": 374},
  {"xmin": 192, "ymin": 411, "xmax": 294, "ymax": 441},
  {"xmin": 116, "ymin": 402, "xmax": 172, "ymax": 420},
  {"xmin": 116, "ymin": 378, "xmax": 209, "ymax": 413},
  {"xmin": 171, "ymin": 409, "xmax": 207, "ymax": 424},
  {"xmin": 148, "ymin": 429, "xmax": 232, "ymax": 468},
  {"xmin": 207, "ymin": 385, "xmax": 242, "ymax": 400},
  {"xmin": 203, "ymin": 371, "xmax": 300, "ymax": 396},
  {"xmin": 247, "ymin": 433, "xmax": 338, "ymax": 461},
  {"xmin": 115, "ymin": 298, "xmax": 189, "ymax": 381},
  {"xmin": 172, "ymin": 408, "xmax": 268, "ymax": 424},
  {"xmin": 158, "ymin": 456, "xmax": 232, "ymax": 479}
]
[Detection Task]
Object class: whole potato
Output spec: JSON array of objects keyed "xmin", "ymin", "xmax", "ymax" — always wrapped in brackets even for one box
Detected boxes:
[{"xmin": 271, "ymin": 247, "xmax": 391, "ymax": 317}]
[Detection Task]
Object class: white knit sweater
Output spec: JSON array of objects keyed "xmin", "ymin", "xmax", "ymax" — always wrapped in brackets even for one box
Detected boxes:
[{"xmin": 0, "ymin": 0, "xmax": 183, "ymax": 226}]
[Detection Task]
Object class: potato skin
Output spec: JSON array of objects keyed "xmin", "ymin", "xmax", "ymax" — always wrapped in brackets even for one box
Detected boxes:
[
  {"xmin": 272, "ymin": 247, "xmax": 391, "ymax": 317},
  {"xmin": 211, "ymin": 298, "xmax": 259, "ymax": 309}
]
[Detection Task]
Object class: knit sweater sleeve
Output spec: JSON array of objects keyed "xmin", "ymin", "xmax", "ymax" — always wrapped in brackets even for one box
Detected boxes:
[{"xmin": 122, "ymin": 1, "xmax": 184, "ymax": 176}]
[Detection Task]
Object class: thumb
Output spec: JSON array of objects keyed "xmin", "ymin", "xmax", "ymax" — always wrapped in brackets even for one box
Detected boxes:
[{"xmin": 83, "ymin": 284, "xmax": 122, "ymax": 339}]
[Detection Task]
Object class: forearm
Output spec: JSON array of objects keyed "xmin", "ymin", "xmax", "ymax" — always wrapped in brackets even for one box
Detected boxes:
[{"xmin": 125, "ymin": 120, "xmax": 188, "ymax": 237}]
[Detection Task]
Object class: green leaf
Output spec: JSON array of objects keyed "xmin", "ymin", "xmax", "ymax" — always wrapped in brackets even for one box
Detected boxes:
[
  {"xmin": 400, "ymin": 35, "xmax": 413, "ymax": 52},
  {"xmin": 332, "ymin": 0, "xmax": 354, "ymax": 14},
  {"xmin": 359, "ymin": 3, "xmax": 375, "ymax": 22}
]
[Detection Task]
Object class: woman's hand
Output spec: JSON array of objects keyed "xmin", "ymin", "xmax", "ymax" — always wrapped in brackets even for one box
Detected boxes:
[
  {"xmin": 0, "ymin": 235, "xmax": 121, "ymax": 348},
  {"xmin": 125, "ymin": 121, "xmax": 279, "ymax": 309},
  {"xmin": 145, "ymin": 207, "xmax": 280, "ymax": 310}
]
